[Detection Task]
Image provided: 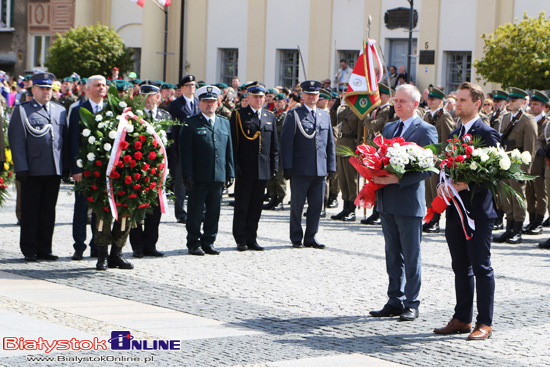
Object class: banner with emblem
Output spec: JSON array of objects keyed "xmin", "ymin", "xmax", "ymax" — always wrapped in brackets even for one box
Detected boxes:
[{"xmin": 343, "ymin": 39, "xmax": 384, "ymax": 120}]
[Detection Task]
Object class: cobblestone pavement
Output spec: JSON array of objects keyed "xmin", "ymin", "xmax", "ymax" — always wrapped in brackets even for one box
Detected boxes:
[{"xmin": 0, "ymin": 183, "xmax": 549, "ymax": 366}]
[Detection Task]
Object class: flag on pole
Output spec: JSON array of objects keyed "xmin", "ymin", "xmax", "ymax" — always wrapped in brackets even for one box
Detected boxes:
[
  {"xmin": 158, "ymin": 0, "xmax": 172, "ymax": 6},
  {"xmin": 344, "ymin": 39, "xmax": 384, "ymax": 120},
  {"xmin": 131, "ymin": 0, "xmax": 145, "ymax": 8}
]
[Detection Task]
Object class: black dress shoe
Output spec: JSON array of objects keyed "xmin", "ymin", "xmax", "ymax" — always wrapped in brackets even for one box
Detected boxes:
[
  {"xmin": 237, "ymin": 243, "xmax": 248, "ymax": 252},
  {"xmin": 327, "ymin": 198, "xmax": 338, "ymax": 208},
  {"xmin": 369, "ymin": 304, "xmax": 405, "ymax": 317},
  {"xmin": 320, "ymin": 209, "xmax": 326, "ymax": 218},
  {"xmin": 543, "ymin": 217, "xmax": 550, "ymax": 227},
  {"xmin": 247, "ymin": 242, "xmax": 264, "ymax": 251},
  {"xmin": 189, "ymin": 247, "xmax": 205, "ymax": 256},
  {"xmin": 143, "ymin": 249, "xmax": 164, "ymax": 257},
  {"xmin": 399, "ymin": 307, "xmax": 419, "ymax": 321},
  {"xmin": 292, "ymin": 241, "xmax": 303, "ymax": 248},
  {"xmin": 423, "ymin": 222, "xmax": 440, "ymax": 233},
  {"xmin": 37, "ymin": 253, "xmax": 59, "ymax": 261},
  {"xmin": 24, "ymin": 254, "xmax": 37, "ymax": 262},
  {"xmin": 304, "ymin": 239, "xmax": 325, "ymax": 249},
  {"xmin": 361, "ymin": 217, "xmax": 381, "ymax": 225},
  {"xmin": 72, "ymin": 250, "xmax": 84, "ymax": 260},
  {"xmin": 273, "ymin": 202, "xmax": 284, "ymax": 211},
  {"xmin": 177, "ymin": 217, "xmax": 186, "ymax": 224},
  {"xmin": 132, "ymin": 250, "xmax": 144, "ymax": 258},
  {"xmin": 202, "ymin": 244, "xmax": 220, "ymax": 255}
]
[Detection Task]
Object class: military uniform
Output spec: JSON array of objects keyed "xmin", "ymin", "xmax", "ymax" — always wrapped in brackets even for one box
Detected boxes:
[
  {"xmin": 265, "ymin": 107, "xmax": 287, "ymax": 209},
  {"xmin": 58, "ymin": 92, "xmax": 78, "ymax": 113},
  {"xmin": 216, "ymin": 103, "xmax": 232, "ymax": 120}
]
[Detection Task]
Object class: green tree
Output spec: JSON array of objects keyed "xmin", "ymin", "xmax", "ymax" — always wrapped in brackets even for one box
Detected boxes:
[
  {"xmin": 475, "ymin": 12, "xmax": 550, "ymax": 90},
  {"xmin": 46, "ymin": 23, "xmax": 134, "ymax": 79}
]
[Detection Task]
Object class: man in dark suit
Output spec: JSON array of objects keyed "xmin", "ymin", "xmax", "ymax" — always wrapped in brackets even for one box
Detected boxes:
[
  {"xmin": 180, "ymin": 86, "xmax": 235, "ymax": 255},
  {"xmin": 369, "ymin": 84, "xmax": 438, "ymax": 322},
  {"xmin": 168, "ymin": 75, "xmax": 199, "ymax": 224},
  {"xmin": 434, "ymin": 82, "xmax": 500, "ymax": 340},
  {"xmin": 230, "ymin": 82, "xmax": 279, "ymax": 251},
  {"xmin": 129, "ymin": 83, "xmax": 172, "ymax": 258},
  {"xmin": 280, "ymin": 80, "xmax": 336, "ymax": 249},
  {"xmin": 8, "ymin": 73, "xmax": 69, "ymax": 261},
  {"xmin": 68, "ymin": 75, "xmax": 104, "ymax": 260}
]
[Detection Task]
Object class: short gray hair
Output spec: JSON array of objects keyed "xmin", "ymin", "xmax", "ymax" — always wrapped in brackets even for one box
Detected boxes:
[
  {"xmin": 87, "ymin": 75, "xmax": 106, "ymax": 88},
  {"xmin": 395, "ymin": 84, "xmax": 421, "ymax": 103}
]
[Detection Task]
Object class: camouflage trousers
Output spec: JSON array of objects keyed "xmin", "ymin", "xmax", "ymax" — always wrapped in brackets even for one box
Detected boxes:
[
  {"xmin": 94, "ymin": 219, "xmax": 132, "ymax": 248},
  {"xmin": 266, "ymin": 168, "xmax": 287, "ymax": 199}
]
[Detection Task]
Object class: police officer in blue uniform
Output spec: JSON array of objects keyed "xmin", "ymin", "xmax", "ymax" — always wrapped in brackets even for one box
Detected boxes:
[
  {"xmin": 179, "ymin": 86, "xmax": 235, "ymax": 255},
  {"xmin": 8, "ymin": 73, "xmax": 69, "ymax": 261},
  {"xmin": 280, "ymin": 80, "xmax": 336, "ymax": 249},
  {"xmin": 230, "ymin": 82, "xmax": 279, "ymax": 251}
]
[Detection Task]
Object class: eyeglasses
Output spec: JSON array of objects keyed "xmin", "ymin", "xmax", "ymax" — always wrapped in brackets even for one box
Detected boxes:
[{"xmin": 483, "ymin": 103, "xmax": 492, "ymax": 106}]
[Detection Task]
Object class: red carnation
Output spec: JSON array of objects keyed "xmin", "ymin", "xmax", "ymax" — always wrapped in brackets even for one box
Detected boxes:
[
  {"xmin": 150, "ymin": 168, "xmax": 156, "ymax": 175},
  {"xmin": 466, "ymin": 146, "xmax": 474, "ymax": 155},
  {"xmin": 118, "ymin": 191, "xmax": 126, "ymax": 196},
  {"xmin": 134, "ymin": 173, "xmax": 141, "ymax": 180},
  {"xmin": 91, "ymin": 184, "xmax": 98, "ymax": 191},
  {"xmin": 87, "ymin": 197, "xmax": 94, "ymax": 203},
  {"xmin": 134, "ymin": 141, "xmax": 142, "ymax": 150},
  {"xmin": 111, "ymin": 171, "xmax": 120, "ymax": 179},
  {"xmin": 139, "ymin": 135, "xmax": 146, "ymax": 142},
  {"xmin": 159, "ymin": 164, "xmax": 165, "ymax": 170},
  {"xmin": 103, "ymin": 206, "xmax": 110, "ymax": 212},
  {"xmin": 128, "ymin": 194, "xmax": 137, "ymax": 198},
  {"xmin": 95, "ymin": 160, "xmax": 102, "ymax": 167},
  {"xmin": 382, "ymin": 156, "xmax": 390, "ymax": 165},
  {"xmin": 133, "ymin": 184, "xmax": 141, "ymax": 190},
  {"xmin": 138, "ymin": 203, "xmax": 150, "ymax": 209},
  {"xmin": 150, "ymin": 182, "xmax": 157, "ymax": 189},
  {"xmin": 120, "ymin": 141, "xmax": 129, "ymax": 149},
  {"xmin": 83, "ymin": 170, "xmax": 90, "ymax": 177},
  {"xmin": 0, "ymin": 178, "xmax": 3, "ymax": 184},
  {"xmin": 144, "ymin": 177, "xmax": 150, "ymax": 183},
  {"xmin": 148, "ymin": 152, "xmax": 157, "ymax": 160},
  {"xmin": 93, "ymin": 171, "xmax": 100, "ymax": 177},
  {"xmin": 124, "ymin": 176, "xmax": 132, "ymax": 184},
  {"xmin": 123, "ymin": 155, "xmax": 132, "ymax": 163},
  {"xmin": 142, "ymin": 164, "xmax": 150, "ymax": 171},
  {"xmin": 134, "ymin": 151, "xmax": 143, "ymax": 160},
  {"xmin": 455, "ymin": 155, "xmax": 465, "ymax": 163},
  {"xmin": 152, "ymin": 140, "xmax": 158, "ymax": 147},
  {"xmin": 122, "ymin": 204, "xmax": 128, "ymax": 207},
  {"xmin": 8, "ymin": 171, "xmax": 12, "ymax": 177},
  {"xmin": 116, "ymin": 160, "xmax": 124, "ymax": 168},
  {"xmin": 115, "ymin": 202, "xmax": 121, "ymax": 207},
  {"xmin": 129, "ymin": 160, "xmax": 137, "ymax": 168}
]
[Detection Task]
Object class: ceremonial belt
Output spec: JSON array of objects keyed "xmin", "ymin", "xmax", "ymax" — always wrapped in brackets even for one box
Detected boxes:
[
  {"xmin": 538, "ymin": 116, "xmax": 546, "ymax": 126},
  {"xmin": 490, "ymin": 109, "xmax": 500, "ymax": 128},
  {"xmin": 501, "ymin": 111, "xmax": 523, "ymax": 144},
  {"xmin": 235, "ymin": 110, "xmax": 261, "ymax": 153},
  {"xmin": 338, "ymin": 133, "xmax": 357, "ymax": 139},
  {"xmin": 430, "ymin": 109, "xmax": 443, "ymax": 125}
]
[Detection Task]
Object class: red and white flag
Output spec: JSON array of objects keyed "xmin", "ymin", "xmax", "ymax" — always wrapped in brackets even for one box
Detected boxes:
[
  {"xmin": 158, "ymin": 0, "xmax": 172, "ymax": 6},
  {"xmin": 131, "ymin": 0, "xmax": 145, "ymax": 8}
]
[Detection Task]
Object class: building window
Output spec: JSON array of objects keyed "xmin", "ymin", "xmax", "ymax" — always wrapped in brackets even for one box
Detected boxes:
[
  {"xmin": 32, "ymin": 35, "xmax": 51, "ymax": 69},
  {"xmin": 0, "ymin": 0, "xmax": 13, "ymax": 29},
  {"xmin": 446, "ymin": 52, "xmax": 471, "ymax": 93},
  {"xmin": 338, "ymin": 50, "xmax": 359, "ymax": 69},
  {"xmin": 131, "ymin": 47, "xmax": 141, "ymax": 77},
  {"xmin": 219, "ymin": 48, "xmax": 238, "ymax": 85},
  {"xmin": 278, "ymin": 49, "xmax": 300, "ymax": 88}
]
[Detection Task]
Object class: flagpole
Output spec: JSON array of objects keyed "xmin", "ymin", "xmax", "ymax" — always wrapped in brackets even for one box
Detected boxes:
[
  {"xmin": 297, "ymin": 45, "xmax": 307, "ymax": 81},
  {"xmin": 362, "ymin": 15, "xmax": 372, "ymax": 220}
]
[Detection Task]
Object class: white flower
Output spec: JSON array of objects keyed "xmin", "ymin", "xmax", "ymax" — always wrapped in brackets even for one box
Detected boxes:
[
  {"xmin": 76, "ymin": 159, "xmax": 83, "ymax": 168},
  {"xmin": 95, "ymin": 114, "xmax": 102, "ymax": 122},
  {"xmin": 136, "ymin": 110, "xmax": 144, "ymax": 116},
  {"xmin": 521, "ymin": 151, "xmax": 532, "ymax": 165},
  {"xmin": 510, "ymin": 149, "xmax": 521, "ymax": 160},
  {"xmin": 159, "ymin": 130, "xmax": 167, "ymax": 138},
  {"xmin": 470, "ymin": 162, "xmax": 478, "ymax": 170},
  {"xmin": 472, "ymin": 149, "xmax": 480, "ymax": 157},
  {"xmin": 499, "ymin": 155, "xmax": 511, "ymax": 170},
  {"xmin": 108, "ymin": 131, "xmax": 117, "ymax": 139},
  {"xmin": 86, "ymin": 153, "xmax": 95, "ymax": 161},
  {"xmin": 82, "ymin": 129, "xmax": 91, "ymax": 137},
  {"xmin": 480, "ymin": 153, "xmax": 490, "ymax": 162},
  {"xmin": 97, "ymin": 122, "xmax": 104, "ymax": 129},
  {"xmin": 147, "ymin": 126, "xmax": 155, "ymax": 135},
  {"xmin": 119, "ymin": 101, "xmax": 127, "ymax": 108},
  {"xmin": 127, "ymin": 123, "xmax": 135, "ymax": 133},
  {"xmin": 88, "ymin": 136, "xmax": 96, "ymax": 144},
  {"xmin": 103, "ymin": 143, "xmax": 112, "ymax": 151},
  {"xmin": 105, "ymin": 111, "xmax": 113, "ymax": 117}
]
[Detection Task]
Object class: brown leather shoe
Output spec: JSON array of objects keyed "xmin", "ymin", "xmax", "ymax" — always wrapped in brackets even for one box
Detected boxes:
[
  {"xmin": 434, "ymin": 318, "xmax": 472, "ymax": 334},
  {"xmin": 467, "ymin": 323, "xmax": 492, "ymax": 340}
]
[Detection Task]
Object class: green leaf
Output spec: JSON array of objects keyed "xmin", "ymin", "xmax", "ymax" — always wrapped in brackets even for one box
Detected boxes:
[
  {"xmin": 79, "ymin": 108, "xmax": 95, "ymax": 130},
  {"xmin": 336, "ymin": 145, "xmax": 357, "ymax": 157}
]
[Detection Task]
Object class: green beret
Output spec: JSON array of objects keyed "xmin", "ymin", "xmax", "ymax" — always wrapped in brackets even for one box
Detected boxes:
[
  {"xmin": 63, "ymin": 77, "xmax": 72, "ymax": 82},
  {"xmin": 24, "ymin": 74, "xmax": 33, "ymax": 81},
  {"xmin": 319, "ymin": 88, "xmax": 331, "ymax": 100},
  {"xmin": 238, "ymin": 83, "xmax": 247, "ymax": 91},
  {"xmin": 78, "ymin": 78, "xmax": 88, "ymax": 85},
  {"xmin": 161, "ymin": 83, "xmax": 176, "ymax": 89},
  {"xmin": 216, "ymin": 83, "xmax": 228, "ymax": 89},
  {"xmin": 428, "ymin": 87, "xmax": 445, "ymax": 100},
  {"xmin": 130, "ymin": 79, "xmax": 142, "ymax": 85},
  {"xmin": 114, "ymin": 80, "xmax": 128, "ymax": 91},
  {"xmin": 266, "ymin": 88, "xmax": 278, "ymax": 95},
  {"xmin": 273, "ymin": 93, "xmax": 286, "ymax": 101},
  {"xmin": 508, "ymin": 87, "xmax": 527, "ymax": 99},
  {"xmin": 378, "ymin": 82, "xmax": 391, "ymax": 95},
  {"xmin": 532, "ymin": 90, "xmax": 549, "ymax": 104},
  {"xmin": 331, "ymin": 92, "xmax": 339, "ymax": 99},
  {"xmin": 492, "ymin": 90, "xmax": 509, "ymax": 100},
  {"xmin": 106, "ymin": 80, "xmax": 112, "ymax": 86}
]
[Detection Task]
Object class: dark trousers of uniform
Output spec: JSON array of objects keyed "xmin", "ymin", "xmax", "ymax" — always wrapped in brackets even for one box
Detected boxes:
[
  {"xmin": 526, "ymin": 176, "xmax": 546, "ymax": 216},
  {"xmin": 445, "ymin": 214, "xmax": 495, "ymax": 326},
  {"xmin": 72, "ymin": 190, "xmax": 98, "ymax": 253},
  {"xmin": 172, "ymin": 163, "xmax": 187, "ymax": 221},
  {"xmin": 336, "ymin": 155, "xmax": 358, "ymax": 201},
  {"xmin": 129, "ymin": 204, "xmax": 162, "ymax": 252},
  {"xmin": 94, "ymin": 220, "xmax": 131, "ymax": 248},
  {"xmin": 186, "ymin": 182, "xmax": 224, "ymax": 250},
  {"xmin": 233, "ymin": 178, "xmax": 267, "ymax": 245},
  {"xmin": 289, "ymin": 175, "xmax": 325, "ymax": 244},
  {"xmin": 20, "ymin": 175, "xmax": 61, "ymax": 257},
  {"xmin": 425, "ymin": 174, "xmax": 438, "ymax": 209}
]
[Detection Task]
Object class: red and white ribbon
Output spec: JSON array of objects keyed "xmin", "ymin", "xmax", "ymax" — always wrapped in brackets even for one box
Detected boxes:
[{"xmin": 440, "ymin": 168, "xmax": 475, "ymax": 239}]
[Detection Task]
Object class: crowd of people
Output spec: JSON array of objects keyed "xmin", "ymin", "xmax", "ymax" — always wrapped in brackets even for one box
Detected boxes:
[{"xmin": 2, "ymin": 63, "xmax": 550, "ymax": 341}]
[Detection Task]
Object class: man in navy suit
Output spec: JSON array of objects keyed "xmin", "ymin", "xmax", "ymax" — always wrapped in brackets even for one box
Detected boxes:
[
  {"xmin": 280, "ymin": 80, "xmax": 336, "ymax": 249},
  {"xmin": 369, "ymin": 84, "xmax": 438, "ymax": 321},
  {"xmin": 168, "ymin": 75, "xmax": 199, "ymax": 223},
  {"xmin": 434, "ymin": 82, "xmax": 500, "ymax": 340}
]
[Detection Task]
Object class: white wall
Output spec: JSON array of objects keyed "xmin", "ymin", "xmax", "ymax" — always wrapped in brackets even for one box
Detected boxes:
[
  {"xmin": 513, "ymin": 0, "xmax": 550, "ymax": 20},
  {"xmin": 331, "ymin": 0, "xmax": 365, "ymax": 76},
  {"xmin": 111, "ymin": 1, "xmax": 143, "ymax": 48}
]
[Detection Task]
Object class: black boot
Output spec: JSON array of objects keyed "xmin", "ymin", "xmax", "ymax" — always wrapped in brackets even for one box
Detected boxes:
[
  {"xmin": 331, "ymin": 201, "xmax": 349, "ymax": 220},
  {"xmin": 327, "ymin": 194, "xmax": 338, "ymax": 208},
  {"xmin": 539, "ymin": 238, "xmax": 550, "ymax": 249},
  {"xmin": 343, "ymin": 202, "xmax": 356, "ymax": 221},
  {"xmin": 526, "ymin": 214, "xmax": 544, "ymax": 235},
  {"xmin": 273, "ymin": 197, "xmax": 284, "ymax": 211},
  {"xmin": 95, "ymin": 246, "xmax": 108, "ymax": 271},
  {"xmin": 522, "ymin": 212, "xmax": 535, "ymax": 234},
  {"xmin": 543, "ymin": 217, "xmax": 550, "ymax": 227},
  {"xmin": 507, "ymin": 221, "xmax": 523, "ymax": 244},
  {"xmin": 494, "ymin": 220, "xmax": 514, "ymax": 243},
  {"xmin": 423, "ymin": 213, "xmax": 441, "ymax": 233},
  {"xmin": 361, "ymin": 209, "xmax": 381, "ymax": 225},
  {"xmin": 108, "ymin": 246, "xmax": 134, "ymax": 269},
  {"xmin": 493, "ymin": 209, "xmax": 504, "ymax": 230},
  {"xmin": 263, "ymin": 196, "xmax": 277, "ymax": 210}
]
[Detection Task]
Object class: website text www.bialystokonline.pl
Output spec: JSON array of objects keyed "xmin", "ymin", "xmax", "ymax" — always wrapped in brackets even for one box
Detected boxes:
[{"xmin": 25, "ymin": 355, "xmax": 155, "ymax": 364}]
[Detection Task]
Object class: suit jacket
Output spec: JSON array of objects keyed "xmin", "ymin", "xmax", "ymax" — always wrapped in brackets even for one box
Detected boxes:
[
  {"xmin": 179, "ymin": 114, "xmax": 234, "ymax": 183},
  {"xmin": 8, "ymin": 99, "xmax": 68, "ymax": 176},
  {"xmin": 168, "ymin": 96, "xmax": 199, "ymax": 169},
  {"xmin": 448, "ymin": 119, "xmax": 501, "ymax": 220},
  {"xmin": 280, "ymin": 105, "xmax": 336, "ymax": 177},
  {"xmin": 68, "ymin": 99, "xmax": 94, "ymax": 174},
  {"xmin": 375, "ymin": 115, "xmax": 438, "ymax": 217},
  {"xmin": 230, "ymin": 106, "xmax": 279, "ymax": 180}
]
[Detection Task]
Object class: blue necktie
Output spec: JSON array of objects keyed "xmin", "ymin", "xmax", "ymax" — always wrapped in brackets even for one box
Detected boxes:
[{"xmin": 394, "ymin": 121, "xmax": 404, "ymax": 137}]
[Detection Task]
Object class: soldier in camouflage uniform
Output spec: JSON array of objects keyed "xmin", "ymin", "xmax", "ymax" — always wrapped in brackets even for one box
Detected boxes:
[
  {"xmin": 57, "ymin": 77, "xmax": 78, "ymax": 113},
  {"xmin": 318, "ymin": 88, "xmax": 339, "ymax": 211},
  {"xmin": 264, "ymin": 93, "xmax": 287, "ymax": 210}
]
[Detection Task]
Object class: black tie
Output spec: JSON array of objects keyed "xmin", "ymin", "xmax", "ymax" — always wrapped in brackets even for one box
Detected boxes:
[
  {"xmin": 311, "ymin": 109, "xmax": 316, "ymax": 123},
  {"xmin": 43, "ymin": 104, "xmax": 49, "ymax": 116},
  {"xmin": 394, "ymin": 121, "xmax": 404, "ymax": 137},
  {"xmin": 189, "ymin": 101, "xmax": 194, "ymax": 111},
  {"xmin": 459, "ymin": 125, "xmax": 465, "ymax": 138}
]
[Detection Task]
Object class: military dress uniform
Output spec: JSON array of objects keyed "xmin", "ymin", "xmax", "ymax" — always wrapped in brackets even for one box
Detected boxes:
[
  {"xmin": 488, "ymin": 90, "xmax": 509, "ymax": 130},
  {"xmin": 230, "ymin": 86, "xmax": 279, "ymax": 251},
  {"xmin": 8, "ymin": 73, "xmax": 68, "ymax": 261},
  {"xmin": 264, "ymin": 102, "xmax": 287, "ymax": 210},
  {"xmin": 494, "ymin": 88, "xmax": 538, "ymax": 244}
]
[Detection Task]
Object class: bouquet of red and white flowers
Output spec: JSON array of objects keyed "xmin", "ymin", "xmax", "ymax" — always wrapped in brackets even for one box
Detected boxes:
[
  {"xmin": 424, "ymin": 134, "xmax": 535, "ymax": 238},
  {"xmin": 338, "ymin": 135, "xmax": 439, "ymax": 208},
  {"xmin": 0, "ymin": 148, "xmax": 14, "ymax": 207},
  {"xmin": 76, "ymin": 86, "xmax": 171, "ymax": 230}
]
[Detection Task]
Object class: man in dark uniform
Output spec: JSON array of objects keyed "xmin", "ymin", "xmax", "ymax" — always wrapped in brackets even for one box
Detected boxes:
[
  {"xmin": 180, "ymin": 86, "xmax": 235, "ymax": 255},
  {"xmin": 8, "ymin": 73, "xmax": 69, "ymax": 261},
  {"xmin": 280, "ymin": 80, "xmax": 336, "ymax": 249},
  {"xmin": 168, "ymin": 75, "xmax": 199, "ymax": 224},
  {"xmin": 129, "ymin": 83, "xmax": 172, "ymax": 258},
  {"xmin": 422, "ymin": 86, "xmax": 455, "ymax": 233},
  {"xmin": 230, "ymin": 83, "xmax": 279, "ymax": 251},
  {"xmin": 264, "ymin": 93, "xmax": 287, "ymax": 210},
  {"xmin": 494, "ymin": 88, "xmax": 537, "ymax": 244}
]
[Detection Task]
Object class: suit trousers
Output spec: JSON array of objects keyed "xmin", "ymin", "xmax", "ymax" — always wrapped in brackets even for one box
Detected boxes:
[
  {"xmin": 20, "ymin": 175, "xmax": 61, "ymax": 257},
  {"xmin": 129, "ymin": 203, "xmax": 162, "ymax": 252},
  {"xmin": 501, "ymin": 179, "xmax": 526, "ymax": 222},
  {"xmin": 233, "ymin": 178, "xmax": 267, "ymax": 244},
  {"xmin": 289, "ymin": 175, "xmax": 325, "ymax": 243},
  {"xmin": 72, "ymin": 190, "xmax": 97, "ymax": 252},
  {"xmin": 445, "ymin": 215, "xmax": 495, "ymax": 326},
  {"xmin": 186, "ymin": 182, "xmax": 224, "ymax": 249},
  {"xmin": 379, "ymin": 212, "xmax": 422, "ymax": 309}
]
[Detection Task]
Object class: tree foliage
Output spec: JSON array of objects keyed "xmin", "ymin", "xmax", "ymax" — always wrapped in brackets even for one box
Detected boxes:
[
  {"xmin": 46, "ymin": 23, "xmax": 134, "ymax": 79},
  {"xmin": 475, "ymin": 12, "xmax": 550, "ymax": 90}
]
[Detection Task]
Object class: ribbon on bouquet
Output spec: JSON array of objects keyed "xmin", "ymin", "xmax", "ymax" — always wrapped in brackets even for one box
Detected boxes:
[{"xmin": 348, "ymin": 156, "xmax": 389, "ymax": 209}]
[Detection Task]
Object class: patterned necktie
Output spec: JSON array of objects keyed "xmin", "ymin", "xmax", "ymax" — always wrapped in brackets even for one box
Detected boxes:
[
  {"xmin": 311, "ymin": 109, "xmax": 316, "ymax": 123},
  {"xmin": 459, "ymin": 125, "xmax": 466, "ymax": 138},
  {"xmin": 394, "ymin": 121, "xmax": 404, "ymax": 137}
]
